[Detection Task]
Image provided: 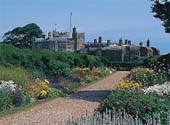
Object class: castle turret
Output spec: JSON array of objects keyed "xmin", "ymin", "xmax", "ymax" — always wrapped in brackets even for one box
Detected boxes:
[
  {"xmin": 73, "ymin": 26, "xmax": 77, "ymax": 34},
  {"xmin": 72, "ymin": 26, "xmax": 78, "ymax": 51},
  {"xmin": 146, "ymin": 38, "xmax": 150, "ymax": 47},
  {"xmin": 72, "ymin": 26, "xmax": 77, "ymax": 40}
]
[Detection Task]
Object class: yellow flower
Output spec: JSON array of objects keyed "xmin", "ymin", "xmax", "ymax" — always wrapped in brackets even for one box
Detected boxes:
[
  {"xmin": 40, "ymin": 81, "xmax": 48, "ymax": 88},
  {"xmin": 137, "ymin": 68, "xmax": 153, "ymax": 73},
  {"xmin": 72, "ymin": 67, "xmax": 90, "ymax": 71},
  {"xmin": 109, "ymin": 70, "xmax": 112, "ymax": 74},
  {"xmin": 40, "ymin": 90, "xmax": 47, "ymax": 96},
  {"xmin": 115, "ymin": 80, "xmax": 142, "ymax": 90}
]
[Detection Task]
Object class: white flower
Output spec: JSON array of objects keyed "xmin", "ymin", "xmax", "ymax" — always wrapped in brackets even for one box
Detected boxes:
[
  {"xmin": 44, "ymin": 79, "xmax": 49, "ymax": 84},
  {"xmin": 0, "ymin": 80, "xmax": 17, "ymax": 91},
  {"xmin": 143, "ymin": 81, "xmax": 170, "ymax": 97}
]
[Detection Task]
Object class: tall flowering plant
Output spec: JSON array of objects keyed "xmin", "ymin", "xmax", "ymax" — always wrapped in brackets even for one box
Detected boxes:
[{"xmin": 27, "ymin": 79, "xmax": 51, "ymax": 99}]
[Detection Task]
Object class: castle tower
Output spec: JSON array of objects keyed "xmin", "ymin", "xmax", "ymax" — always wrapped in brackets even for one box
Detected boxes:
[
  {"xmin": 72, "ymin": 26, "xmax": 78, "ymax": 51},
  {"xmin": 147, "ymin": 38, "xmax": 150, "ymax": 47}
]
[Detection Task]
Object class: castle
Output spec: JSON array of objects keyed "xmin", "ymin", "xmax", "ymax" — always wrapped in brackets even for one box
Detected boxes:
[
  {"xmin": 32, "ymin": 27, "xmax": 159, "ymax": 62},
  {"xmin": 83, "ymin": 37, "xmax": 160, "ymax": 62},
  {"xmin": 32, "ymin": 26, "xmax": 85, "ymax": 52}
]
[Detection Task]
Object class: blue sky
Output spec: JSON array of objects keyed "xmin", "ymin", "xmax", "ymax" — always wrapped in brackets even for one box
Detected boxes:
[{"xmin": 0, "ymin": 0, "xmax": 169, "ymax": 54}]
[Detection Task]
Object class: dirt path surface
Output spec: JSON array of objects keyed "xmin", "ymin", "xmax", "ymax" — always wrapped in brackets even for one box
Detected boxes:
[{"xmin": 0, "ymin": 71, "xmax": 129, "ymax": 125}]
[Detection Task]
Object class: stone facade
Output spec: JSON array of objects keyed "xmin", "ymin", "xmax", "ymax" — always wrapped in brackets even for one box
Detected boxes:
[
  {"xmin": 83, "ymin": 37, "xmax": 160, "ymax": 62},
  {"xmin": 32, "ymin": 27, "xmax": 85, "ymax": 52}
]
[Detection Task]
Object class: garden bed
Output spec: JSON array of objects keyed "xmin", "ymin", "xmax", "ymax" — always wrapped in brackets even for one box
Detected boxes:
[{"xmin": 101, "ymin": 64, "xmax": 170, "ymax": 124}]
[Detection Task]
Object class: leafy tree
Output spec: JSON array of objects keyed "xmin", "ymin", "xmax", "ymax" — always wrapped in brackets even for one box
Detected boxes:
[
  {"xmin": 150, "ymin": 0, "xmax": 170, "ymax": 33},
  {"xmin": 3, "ymin": 23, "xmax": 44, "ymax": 48}
]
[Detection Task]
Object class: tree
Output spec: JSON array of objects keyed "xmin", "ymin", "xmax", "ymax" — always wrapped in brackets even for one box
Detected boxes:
[
  {"xmin": 3, "ymin": 23, "xmax": 44, "ymax": 48},
  {"xmin": 150, "ymin": 0, "xmax": 170, "ymax": 33}
]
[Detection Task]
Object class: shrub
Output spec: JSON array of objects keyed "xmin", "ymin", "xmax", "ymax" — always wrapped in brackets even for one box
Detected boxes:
[
  {"xmin": 27, "ymin": 79, "xmax": 62, "ymax": 99},
  {"xmin": 103, "ymin": 90, "xmax": 170, "ymax": 123},
  {"xmin": 84, "ymin": 78, "xmax": 93, "ymax": 83},
  {"xmin": 0, "ymin": 80, "xmax": 31, "ymax": 108},
  {"xmin": 0, "ymin": 88, "xmax": 12, "ymax": 110},
  {"xmin": 0, "ymin": 43, "xmax": 104, "ymax": 79},
  {"xmin": 12, "ymin": 90, "xmax": 24, "ymax": 107},
  {"xmin": 128, "ymin": 70, "xmax": 167, "ymax": 86},
  {"xmin": 48, "ymin": 61, "xmax": 70, "ymax": 76}
]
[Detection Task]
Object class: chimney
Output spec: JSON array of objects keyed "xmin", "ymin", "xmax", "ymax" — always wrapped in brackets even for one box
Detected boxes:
[
  {"xmin": 118, "ymin": 38, "xmax": 123, "ymax": 46},
  {"xmin": 94, "ymin": 39, "xmax": 97, "ymax": 46},
  {"xmin": 107, "ymin": 40, "xmax": 111, "ymax": 46},
  {"xmin": 98, "ymin": 36, "xmax": 102, "ymax": 44},
  {"xmin": 125, "ymin": 39, "xmax": 128, "ymax": 45},
  {"xmin": 128, "ymin": 40, "xmax": 131, "ymax": 45}
]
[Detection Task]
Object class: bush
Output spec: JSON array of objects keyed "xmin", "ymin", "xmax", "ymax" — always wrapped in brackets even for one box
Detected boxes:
[
  {"xmin": 0, "ymin": 88, "xmax": 12, "ymax": 110},
  {"xmin": 12, "ymin": 90, "xmax": 23, "ymax": 107},
  {"xmin": 103, "ymin": 90, "xmax": 170, "ymax": 123},
  {"xmin": 11, "ymin": 90, "xmax": 31, "ymax": 107},
  {"xmin": 84, "ymin": 77, "xmax": 93, "ymax": 83},
  {"xmin": 129, "ymin": 70, "xmax": 168, "ymax": 86},
  {"xmin": 48, "ymin": 61, "xmax": 70, "ymax": 76},
  {"xmin": 0, "ymin": 43, "xmax": 104, "ymax": 79}
]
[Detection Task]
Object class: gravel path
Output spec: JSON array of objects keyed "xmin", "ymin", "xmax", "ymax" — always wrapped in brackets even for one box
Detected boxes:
[{"xmin": 0, "ymin": 71, "xmax": 129, "ymax": 125}]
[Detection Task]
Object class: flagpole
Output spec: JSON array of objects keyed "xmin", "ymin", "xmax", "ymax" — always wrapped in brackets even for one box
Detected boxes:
[{"xmin": 70, "ymin": 12, "xmax": 72, "ymax": 37}]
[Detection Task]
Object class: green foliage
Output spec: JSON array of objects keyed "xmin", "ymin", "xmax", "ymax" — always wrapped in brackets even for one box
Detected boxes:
[
  {"xmin": 0, "ymin": 43, "xmax": 103, "ymax": 79},
  {"xmin": 2, "ymin": 23, "xmax": 44, "ymax": 48},
  {"xmin": 0, "ymin": 66, "xmax": 32, "ymax": 87},
  {"xmin": 11, "ymin": 90, "xmax": 30, "ymax": 107},
  {"xmin": 150, "ymin": 0, "xmax": 170, "ymax": 33},
  {"xmin": 84, "ymin": 77, "xmax": 93, "ymax": 83},
  {"xmin": 129, "ymin": 71, "xmax": 168, "ymax": 86},
  {"xmin": 103, "ymin": 90, "xmax": 170, "ymax": 123},
  {"xmin": 47, "ymin": 88, "xmax": 65, "ymax": 98},
  {"xmin": 48, "ymin": 60, "xmax": 70, "ymax": 76},
  {"xmin": 0, "ymin": 88, "xmax": 12, "ymax": 110},
  {"xmin": 143, "ymin": 54, "xmax": 170, "ymax": 82}
]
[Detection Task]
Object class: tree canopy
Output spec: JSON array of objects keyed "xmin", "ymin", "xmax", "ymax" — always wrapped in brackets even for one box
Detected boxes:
[
  {"xmin": 3, "ymin": 23, "xmax": 44, "ymax": 48},
  {"xmin": 150, "ymin": 0, "xmax": 170, "ymax": 33}
]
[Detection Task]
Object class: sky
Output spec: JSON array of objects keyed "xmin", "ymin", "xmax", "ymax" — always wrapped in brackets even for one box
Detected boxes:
[{"xmin": 0, "ymin": 0, "xmax": 170, "ymax": 54}]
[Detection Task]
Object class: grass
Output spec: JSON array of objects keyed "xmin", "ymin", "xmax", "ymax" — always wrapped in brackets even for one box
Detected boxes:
[{"xmin": 0, "ymin": 66, "xmax": 32, "ymax": 87}]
